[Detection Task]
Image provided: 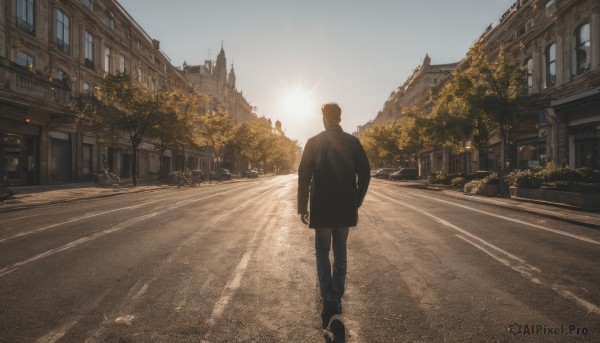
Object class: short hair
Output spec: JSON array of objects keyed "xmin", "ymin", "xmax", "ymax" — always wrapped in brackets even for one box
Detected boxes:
[{"xmin": 321, "ymin": 103, "xmax": 341, "ymax": 123}]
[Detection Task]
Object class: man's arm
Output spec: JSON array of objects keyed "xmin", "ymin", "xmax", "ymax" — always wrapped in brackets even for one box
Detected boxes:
[
  {"xmin": 297, "ymin": 140, "xmax": 314, "ymax": 223},
  {"xmin": 355, "ymin": 141, "xmax": 371, "ymax": 208}
]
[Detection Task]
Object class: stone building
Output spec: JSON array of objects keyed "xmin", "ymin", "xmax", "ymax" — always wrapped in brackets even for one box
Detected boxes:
[
  {"xmin": 358, "ymin": 54, "xmax": 457, "ymax": 133},
  {"xmin": 356, "ymin": 54, "xmax": 458, "ymax": 174},
  {"xmin": 0, "ymin": 0, "xmax": 191, "ymax": 186},
  {"xmin": 481, "ymin": 0, "xmax": 600, "ymax": 172},
  {"xmin": 362, "ymin": 0, "xmax": 600, "ymax": 177},
  {"xmin": 182, "ymin": 46, "xmax": 254, "ymax": 123},
  {"xmin": 181, "ymin": 46, "xmax": 256, "ymax": 172}
]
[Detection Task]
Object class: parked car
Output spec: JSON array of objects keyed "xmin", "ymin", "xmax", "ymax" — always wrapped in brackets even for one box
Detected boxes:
[
  {"xmin": 244, "ymin": 169, "xmax": 259, "ymax": 178},
  {"xmin": 389, "ymin": 168, "xmax": 418, "ymax": 180},
  {"xmin": 208, "ymin": 168, "xmax": 231, "ymax": 180},
  {"xmin": 373, "ymin": 168, "xmax": 396, "ymax": 179}
]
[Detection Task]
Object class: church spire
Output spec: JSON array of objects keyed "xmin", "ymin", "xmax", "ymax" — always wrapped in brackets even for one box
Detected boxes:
[
  {"xmin": 228, "ymin": 63, "xmax": 236, "ymax": 89},
  {"xmin": 215, "ymin": 44, "xmax": 227, "ymax": 83}
]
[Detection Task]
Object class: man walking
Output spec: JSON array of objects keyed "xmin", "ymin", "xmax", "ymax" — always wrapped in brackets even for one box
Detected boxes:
[{"xmin": 297, "ymin": 103, "xmax": 371, "ymax": 341}]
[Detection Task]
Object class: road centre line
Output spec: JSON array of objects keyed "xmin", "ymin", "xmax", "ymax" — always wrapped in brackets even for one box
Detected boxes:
[
  {"xmin": 372, "ymin": 190, "xmax": 600, "ymax": 315},
  {"xmin": 393, "ymin": 189, "xmax": 600, "ymax": 245},
  {"xmin": 0, "ymin": 191, "xmax": 233, "ymax": 278}
]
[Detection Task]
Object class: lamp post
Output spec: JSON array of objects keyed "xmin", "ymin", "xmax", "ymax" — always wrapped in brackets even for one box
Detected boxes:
[{"xmin": 464, "ymin": 140, "xmax": 472, "ymax": 176}]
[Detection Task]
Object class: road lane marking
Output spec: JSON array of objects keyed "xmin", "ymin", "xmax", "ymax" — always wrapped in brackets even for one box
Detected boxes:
[
  {"xmin": 0, "ymin": 195, "xmax": 191, "ymax": 243},
  {"xmin": 0, "ymin": 183, "xmax": 259, "ymax": 243},
  {"xmin": 203, "ymin": 188, "xmax": 282, "ymax": 330},
  {"xmin": 34, "ymin": 288, "xmax": 111, "ymax": 343},
  {"xmin": 552, "ymin": 286, "xmax": 600, "ymax": 315},
  {"xmin": 372, "ymin": 190, "xmax": 600, "ymax": 315},
  {"xmin": 373, "ymin": 191, "xmax": 529, "ymax": 263},
  {"xmin": 0, "ymin": 192, "xmax": 233, "ymax": 277},
  {"xmin": 455, "ymin": 235, "xmax": 542, "ymax": 284},
  {"xmin": 391, "ymin": 190, "xmax": 600, "ymax": 245}
]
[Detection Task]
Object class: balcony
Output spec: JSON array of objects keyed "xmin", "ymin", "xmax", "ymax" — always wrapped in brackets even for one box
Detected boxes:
[
  {"xmin": 0, "ymin": 57, "xmax": 70, "ymax": 107},
  {"xmin": 16, "ymin": 18, "xmax": 35, "ymax": 36},
  {"xmin": 56, "ymin": 39, "xmax": 70, "ymax": 55}
]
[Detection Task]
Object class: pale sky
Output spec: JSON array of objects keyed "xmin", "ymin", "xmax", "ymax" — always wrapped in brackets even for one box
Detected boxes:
[{"xmin": 118, "ymin": 0, "xmax": 517, "ymax": 146}]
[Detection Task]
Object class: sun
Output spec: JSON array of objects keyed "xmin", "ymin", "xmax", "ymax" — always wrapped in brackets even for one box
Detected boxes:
[{"xmin": 280, "ymin": 88, "xmax": 315, "ymax": 119}]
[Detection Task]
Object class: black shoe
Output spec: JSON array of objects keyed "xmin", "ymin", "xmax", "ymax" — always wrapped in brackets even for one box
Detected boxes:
[
  {"xmin": 330, "ymin": 316, "xmax": 345, "ymax": 343},
  {"xmin": 321, "ymin": 304, "xmax": 337, "ymax": 329}
]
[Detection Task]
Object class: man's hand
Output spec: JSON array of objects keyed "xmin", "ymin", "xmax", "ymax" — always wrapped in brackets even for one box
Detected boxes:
[{"xmin": 300, "ymin": 211, "xmax": 309, "ymax": 225}]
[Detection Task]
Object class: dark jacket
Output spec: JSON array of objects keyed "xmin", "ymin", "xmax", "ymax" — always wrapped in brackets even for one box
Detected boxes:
[{"xmin": 297, "ymin": 125, "xmax": 371, "ymax": 228}]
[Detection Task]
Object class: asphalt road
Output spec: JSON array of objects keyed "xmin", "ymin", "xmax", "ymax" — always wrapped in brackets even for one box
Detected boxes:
[{"xmin": 0, "ymin": 175, "xmax": 598, "ymax": 342}]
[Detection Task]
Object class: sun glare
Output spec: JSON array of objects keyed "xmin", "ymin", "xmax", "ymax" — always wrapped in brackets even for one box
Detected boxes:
[{"xmin": 280, "ymin": 88, "xmax": 315, "ymax": 119}]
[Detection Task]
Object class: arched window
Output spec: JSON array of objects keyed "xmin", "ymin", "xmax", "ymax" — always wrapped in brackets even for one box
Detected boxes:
[
  {"xmin": 545, "ymin": 43, "xmax": 556, "ymax": 88},
  {"xmin": 575, "ymin": 23, "xmax": 590, "ymax": 75},
  {"xmin": 525, "ymin": 58, "xmax": 533, "ymax": 94}
]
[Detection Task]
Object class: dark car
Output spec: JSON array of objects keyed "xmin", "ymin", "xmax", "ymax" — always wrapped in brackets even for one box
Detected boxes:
[
  {"xmin": 373, "ymin": 168, "xmax": 396, "ymax": 179},
  {"xmin": 389, "ymin": 168, "xmax": 418, "ymax": 180},
  {"xmin": 208, "ymin": 168, "xmax": 231, "ymax": 180},
  {"xmin": 244, "ymin": 169, "xmax": 259, "ymax": 178}
]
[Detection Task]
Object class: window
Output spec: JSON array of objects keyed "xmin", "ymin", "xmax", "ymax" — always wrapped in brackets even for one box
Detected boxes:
[
  {"xmin": 16, "ymin": 51, "xmax": 35, "ymax": 68},
  {"xmin": 56, "ymin": 9, "xmax": 70, "ymax": 55},
  {"xmin": 57, "ymin": 69, "xmax": 66, "ymax": 82},
  {"xmin": 119, "ymin": 55, "xmax": 126, "ymax": 73},
  {"xmin": 80, "ymin": 0, "xmax": 93, "ymax": 11},
  {"xmin": 84, "ymin": 31, "xmax": 94, "ymax": 67},
  {"xmin": 82, "ymin": 144, "xmax": 93, "ymax": 175},
  {"xmin": 525, "ymin": 58, "xmax": 533, "ymax": 94},
  {"xmin": 107, "ymin": 13, "xmax": 115, "ymax": 29},
  {"xmin": 16, "ymin": 0, "xmax": 35, "ymax": 35},
  {"xmin": 545, "ymin": 43, "xmax": 556, "ymax": 88},
  {"xmin": 575, "ymin": 23, "xmax": 590, "ymax": 75},
  {"xmin": 83, "ymin": 82, "xmax": 91, "ymax": 93},
  {"xmin": 104, "ymin": 47, "xmax": 111, "ymax": 73}
]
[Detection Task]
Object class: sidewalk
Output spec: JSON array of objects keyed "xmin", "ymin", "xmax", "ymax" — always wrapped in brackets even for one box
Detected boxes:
[
  {"xmin": 0, "ymin": 179, "xmax": 168, "ymax": 212},
  {"xmin": 2, "ymin": 179, "xmax": 600, "ymax": 229}
]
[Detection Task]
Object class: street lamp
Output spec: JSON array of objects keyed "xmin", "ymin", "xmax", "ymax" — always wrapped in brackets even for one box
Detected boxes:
[{"xmin": 464, "ymin": 140, "xmax": 472, "ymax": 176}]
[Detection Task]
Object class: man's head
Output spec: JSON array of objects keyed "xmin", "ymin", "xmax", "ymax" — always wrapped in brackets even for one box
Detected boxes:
[{"xmin": 321, "ymin": 103, "xmax": 341, "ymax": 126}]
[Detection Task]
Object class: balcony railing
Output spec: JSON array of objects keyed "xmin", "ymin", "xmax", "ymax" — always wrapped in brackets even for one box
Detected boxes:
[
  {"xmin": 56, "ymin": 39, "xmax": 70, "ymax": 55},
  {"xmin": 16, "ymin": 17, "xmax": 35, "ymax": 36},
  {"xmin": 0, "ymin": 57, "xmax": 70, "ymax": 106}
]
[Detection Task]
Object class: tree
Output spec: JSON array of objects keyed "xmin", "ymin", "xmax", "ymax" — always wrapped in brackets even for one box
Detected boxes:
[
  {"xmin": 432, "ymin": 43, "xmax": 528, "ymax": 193},
  {"xmin": 151, "ymin": 90, "xmax": 206, "ymax": 177},
  {"xmin": 397, "ymin": 106, "xmax": 431, "ymax": 160},
  {"xmin": 360, "ymin": 122, "xmax": 402, "ymax": 168},
  {"xmin": 193, "ymin": 108, "xmax": 237, "ymax": 170},
  {"xmin": 77, "ymin": 73, "xmax": 168, "ymax": 187}
]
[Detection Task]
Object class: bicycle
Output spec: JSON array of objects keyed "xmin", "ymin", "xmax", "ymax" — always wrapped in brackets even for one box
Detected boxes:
[{"xmin": 170, "ymin": 170, "xmax": 195, "ymax": 188}]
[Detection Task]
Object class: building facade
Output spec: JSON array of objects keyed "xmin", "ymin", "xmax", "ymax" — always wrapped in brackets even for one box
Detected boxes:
[
  {"xmin": 361, "ymin": 0, "xmax": 600, "ymax": 177},
  {"xmin": 182, "ymin": 46, "xmax": 256, "ymax": 172},
  {"xmin": 356, "ymin": 54, "xmax": 458, "ymax": 175},
  {"xmin": 0, "ymin": 0, "xmax": 191, "ymax": 186},
  {"xmin": 478, "ymin": 0, "xmax": 600, "ymax": 172}
]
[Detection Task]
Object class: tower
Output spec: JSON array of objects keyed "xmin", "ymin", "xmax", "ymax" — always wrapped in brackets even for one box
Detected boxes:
[{"xmin": 228, "ymin": 64, "xmax": 236, "ymax": 90}]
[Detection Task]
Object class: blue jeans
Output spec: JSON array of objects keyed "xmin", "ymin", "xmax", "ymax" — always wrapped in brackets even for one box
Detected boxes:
[{"xmin": 315, "ymin": 227, "xmax": 349, "ymax": 310}]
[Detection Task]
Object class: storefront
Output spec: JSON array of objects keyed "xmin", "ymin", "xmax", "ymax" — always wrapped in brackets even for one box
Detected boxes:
[
  {"xmin": 1, "ymin": 132, "xmax": 37, "ymax": 186},
  {"xmin": 571, "ymin": 124, "xmax": 600, "ymax": 169},
  {"xmin": 515, "ymin": 140, "xmax": 546, "ymax": 170}
]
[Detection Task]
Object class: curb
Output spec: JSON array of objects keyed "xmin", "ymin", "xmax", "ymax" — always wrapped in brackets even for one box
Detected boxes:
[
  {"xmin": 0, "ymin": 185, "xmax": 168, "ymax": 213},
  {"xmin": 424, "ymin": 187, "xmax": 600, "ymax": 230}
]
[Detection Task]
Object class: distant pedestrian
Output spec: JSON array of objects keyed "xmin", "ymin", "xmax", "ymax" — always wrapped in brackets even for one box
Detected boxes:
[{"xmin": 297, "ymin": 102, "xmax": 371, "ymax": 340}]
